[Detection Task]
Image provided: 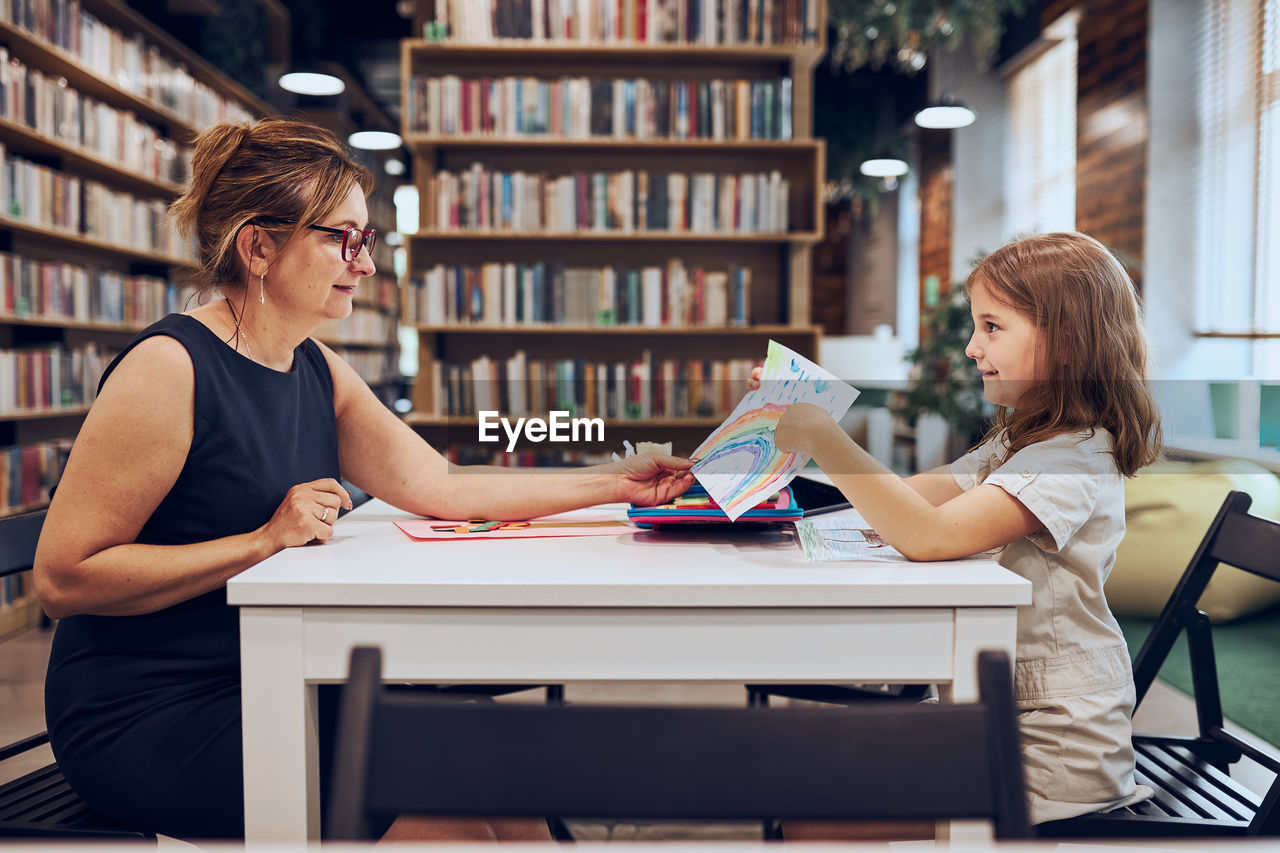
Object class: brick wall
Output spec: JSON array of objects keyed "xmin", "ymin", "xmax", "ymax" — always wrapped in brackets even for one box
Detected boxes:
[
  {"xmin": 918, "ymin": 130, "xmax": 954, "ymax": 304},
  {"xmin": 811, "ymin": 200, "xmax": 851, "ymax": 334},
  {"xmin": 1045, "ymin": 0, "xmax": 1149, "ymax": 286}
]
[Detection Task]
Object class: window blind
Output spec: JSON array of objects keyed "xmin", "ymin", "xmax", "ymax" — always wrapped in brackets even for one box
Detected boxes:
[
  {"xmin": 1259, "ymin": 0, "xmax": 1280, "ymax": 334},
  {"xmin": 1195, "ymin": 0, "xmax": 1262, "ymax": 333},
  {"xmin": 1005, "ymin": 15, "xmax": 1078, "ymax": 238}
]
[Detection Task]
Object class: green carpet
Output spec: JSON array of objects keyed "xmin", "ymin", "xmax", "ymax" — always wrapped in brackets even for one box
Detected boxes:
[{"xmin": 1118, "ymin": 608, "xmax": 1280, "ymax": 748}]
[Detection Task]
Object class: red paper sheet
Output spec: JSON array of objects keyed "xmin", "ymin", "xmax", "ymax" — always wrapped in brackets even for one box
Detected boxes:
[{"xmin": 395, "ymin": 508, "xmax": 636, "ymax": 540}]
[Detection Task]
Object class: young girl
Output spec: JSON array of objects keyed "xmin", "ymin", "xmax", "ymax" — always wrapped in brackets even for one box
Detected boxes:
[{"xmin": 767, "ymin": 232, "xmax": 1162, "ymax": 824}]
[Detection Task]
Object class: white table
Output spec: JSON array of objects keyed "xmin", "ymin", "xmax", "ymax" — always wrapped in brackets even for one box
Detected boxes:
[{"xmin": 228, "ymin": 499, "xmax": 1031, "ymax": 843}]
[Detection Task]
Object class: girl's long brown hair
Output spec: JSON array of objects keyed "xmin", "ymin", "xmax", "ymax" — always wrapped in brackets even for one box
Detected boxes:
[
  {"xmin": 969, "ymin": 232, "xmax": 1162, "ymax": 477},
  {"xmin": 169, "ymin": 117, "xmax": 374, "ymax": 292}
]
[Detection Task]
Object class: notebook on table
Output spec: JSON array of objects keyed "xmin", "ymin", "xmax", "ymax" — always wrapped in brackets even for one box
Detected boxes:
[{"xmin": 627, "ymin": 483, "xmax": 801, "ymax": 528}]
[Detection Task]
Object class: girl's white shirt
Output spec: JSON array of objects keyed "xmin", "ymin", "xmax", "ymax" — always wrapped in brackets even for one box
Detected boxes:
[{"xmin": 951, "ymin": 429, "xmax": 1154, "ymax": 824}]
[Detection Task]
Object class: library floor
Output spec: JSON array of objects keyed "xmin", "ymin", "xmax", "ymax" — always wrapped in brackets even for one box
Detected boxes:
[{"xmin": 3, "ymin": 624, "xmax": 1278, "ymax": 847}]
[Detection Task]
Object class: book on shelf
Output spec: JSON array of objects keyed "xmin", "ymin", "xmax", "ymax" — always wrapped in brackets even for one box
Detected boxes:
[
  {"xmin": 322, "ymin": 346, "xmax": 399, "ymax": 386},
  {"xmin": 426, "ymin": 0, "xmax": 819, "ymax": 45},
  {"xmin": 1, "ymin": 437, "xmax": 73, "ymax": 514},
  {"xmin": 359, "ymin": 276, "xmax": 400, "ymax": 314},
  {"xmin": 0, "ymin": 342, "xmax": 115, "ymax": 415},
  {"xmin": 407, "ymin": 75, "xmax": 792, "ymax": 141},
  {"xmin": 0, "ymin": 144, "xmax": 198, "ymax": 258},
  {"xmin": 429, "ymin": 164, "xmax": 788, "ymax": 234},
  {"xmin": 2, "ymin": 0, "xmax": 254, "ymax": 128},
  {"xmin": 0, "ymin": 251, "xmax": 194, "ymax": 326},
  {"xmin": 0, "ymin": 47, "xmax": 193, "ymax": 185},
  {"xmin": 406, "ymin": 259, "xmax": 750, "ymax": 328},
  {"xmin": 1, "ymin": 569, "xmax": 33, "ymax": 611},
  {"xmin": 429, "ymin": 350, "xmax": 756, "ymax": 421}
]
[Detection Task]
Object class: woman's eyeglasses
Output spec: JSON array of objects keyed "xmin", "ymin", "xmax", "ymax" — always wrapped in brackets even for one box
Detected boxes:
[{"xmin": 307, "ymin": 224, "xmax": 377, "ymax": 262}]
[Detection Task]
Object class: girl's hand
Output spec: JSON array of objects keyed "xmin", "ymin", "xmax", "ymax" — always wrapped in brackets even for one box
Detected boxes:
[
  {"xmin": 747, "ymin": 365, "xmax": 764, "ymax": 390},
  {"xmin": 259, "ymin": 478, "xmax": 354, "ymax": 549},
  {"xmin": 614, "ymin": 453, "xmax": 697, "ymax": 506},
  {"xmin": 774, "ymin": 402, "xmax": 835, "ymax": 456}
]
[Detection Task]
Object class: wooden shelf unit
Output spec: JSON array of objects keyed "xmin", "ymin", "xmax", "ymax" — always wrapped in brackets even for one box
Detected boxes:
[
  {"xmin": 0, "ymin": 217, "xmax": 200, "ymax": 268},
  {"xmin": 0, "ymin": 406, "xmax": 93, "ymax": 422},
  {"xmin": 0, "ymin": 499, "xmax": 49, "ymax": 520},
  {"xmin": 0, "ymin": 315, "xmax": 149, "ymax": 334},
  {"xmin": 397, "ymin": 39, "xmax": 826, "ymax": 70},
  {"xmin": 406, "ymin": 134, "xmax": 819, "ymax": 151},
  {"xmin": 401, "ymin": 2, "xmax": 826, "ymax": 462}
]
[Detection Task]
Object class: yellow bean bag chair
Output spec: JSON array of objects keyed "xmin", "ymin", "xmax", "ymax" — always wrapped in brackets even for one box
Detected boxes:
[{"xmin": 1106, "ymin": 458, "xmax": 1280, "ymax": 622}]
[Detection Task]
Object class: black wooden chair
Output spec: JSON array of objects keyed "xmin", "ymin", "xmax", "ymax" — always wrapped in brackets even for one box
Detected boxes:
[
  {"xmin": 0, "ymin": 509, "xmax": 152, "ymax": 840},
  {"xmin": 1039, "ymin": 490, "xmax": 1280, "ymax": 838},
  {"xmin": 326, "ymin": 644, "xmax": 1031, "ymax": 841}
]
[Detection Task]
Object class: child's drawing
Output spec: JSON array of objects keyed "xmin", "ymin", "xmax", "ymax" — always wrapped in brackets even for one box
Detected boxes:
[{"xmin": 691, "ymin": 340, "xmax": 858, "ymax": 520}]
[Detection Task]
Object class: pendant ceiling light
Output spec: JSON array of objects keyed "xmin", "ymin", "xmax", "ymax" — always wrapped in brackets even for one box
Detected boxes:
[
  {"xmin": 914, "ymin": 94, "xmax": 977, "ymax": 130},
  {"xmin": 278, "ymin": 71, "xmax": 345, "ymax": 97},
  {"xmin": 349, "ymin": 131, "xmax": 404, "ymax": 151},
  {"xmin": 859, "ymin": 157, "xmax": 909, "ymax": 178}
]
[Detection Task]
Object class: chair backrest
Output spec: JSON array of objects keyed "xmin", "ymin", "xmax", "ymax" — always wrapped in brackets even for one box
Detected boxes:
[
  {"xmin": 1057, "ymin": 491, "xmax": 1280, "ymax": 838},
  {"xmin": 1132, "ymin": 491, "xmax": 1280, "ymax": 709},
  {"xmin": 0, "ymin": 510, "xmax": 45, "ymax": 578},
  {"xmin": 327, "ymin": 646, "xmax": 1030, "ymax": 841}
]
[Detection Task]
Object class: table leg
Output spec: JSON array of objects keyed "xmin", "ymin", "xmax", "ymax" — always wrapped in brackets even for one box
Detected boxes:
[
  {"xmin": 937, "ymin": 606, "xmax": 1019, "ymax": 841},
  {"xmin": 240, "ymin": 607, "xmax": 320, "ymax": 843},
  {"xmin": 941, "ymin": 606, "xmax": 1018, "ymax": 703}
]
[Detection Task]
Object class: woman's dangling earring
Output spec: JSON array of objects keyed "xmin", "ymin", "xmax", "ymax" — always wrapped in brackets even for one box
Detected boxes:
[{"xmin": 258, "ymin": 273, "xmax": 265, "ymax": 305}]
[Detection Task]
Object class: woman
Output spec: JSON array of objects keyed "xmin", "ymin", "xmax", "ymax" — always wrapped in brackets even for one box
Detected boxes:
[{"xmin": 33, "ymin": 117, "xmax": 695, "ymax": 840}]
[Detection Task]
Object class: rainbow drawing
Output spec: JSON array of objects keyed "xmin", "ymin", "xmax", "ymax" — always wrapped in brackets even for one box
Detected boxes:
[{"xmin": 691, "ymin": 341, "xmax": 859, "ymax": 520}]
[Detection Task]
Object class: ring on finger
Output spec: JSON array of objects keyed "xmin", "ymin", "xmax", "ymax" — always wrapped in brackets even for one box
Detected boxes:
[{"xmin": 321, "ymin": 507, "xmax": 331, "ymax": 522}]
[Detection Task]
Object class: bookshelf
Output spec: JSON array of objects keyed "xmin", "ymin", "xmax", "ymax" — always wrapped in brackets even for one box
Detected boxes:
[
  {"xmin": 0, "ymin": 0, "xmax": 271, "ymax": 635},
  {"xmin": 402, "ymin": 0, "xmax": 827, "ymax": 461}
]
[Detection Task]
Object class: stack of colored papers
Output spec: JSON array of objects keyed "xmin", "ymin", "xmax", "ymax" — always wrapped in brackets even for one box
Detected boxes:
[{"xmin": 627, "ymin": 484, "xmax": 801, "ymax": 527}]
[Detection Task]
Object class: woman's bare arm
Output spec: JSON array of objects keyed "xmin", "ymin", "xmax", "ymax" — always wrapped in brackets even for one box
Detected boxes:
[{"xmin": 322, "ymin": 344, "xmax": 691, "ymax": 519}]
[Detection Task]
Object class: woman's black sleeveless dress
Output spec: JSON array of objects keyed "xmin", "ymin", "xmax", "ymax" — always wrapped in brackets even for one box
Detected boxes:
[{"xmin": 43, "ymin": 313, "xmax": 340, "ymax": 839}]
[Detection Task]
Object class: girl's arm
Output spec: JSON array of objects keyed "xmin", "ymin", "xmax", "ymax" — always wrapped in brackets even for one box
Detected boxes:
[
  {"xmin": 322, "ymin": 344, "xmax": 694, "ymax": 520},
  {"xmin": 742, "ymin": 366, "xmax": 962, "ymax": 507},
  {"xmin": 33, "ymin": 337, "xmax": 350, "ymax": 619},
  {"xmin": 778, "ymin": 403, "xmax": 1041, "ymax": 561},
  {"xmin": 905, "ymin": 465, "xmax": 965, "ymax": 506}
]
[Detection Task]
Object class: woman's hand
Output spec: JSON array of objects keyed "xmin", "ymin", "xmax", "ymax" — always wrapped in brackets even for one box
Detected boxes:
[
  {"xmin": 747, "ymin": 365, "xmax": 764, "ymax": 390},
  {"xmin": 258, "ymin": 478, "xmax": 354, "ymax": 549},
  {"xmin": 613, "ymin": 453, "xmax": 696, "ymax": 507},
  {"xmin": 774, "ymin": 402, "xmax": 837, "ymax": 456}
]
